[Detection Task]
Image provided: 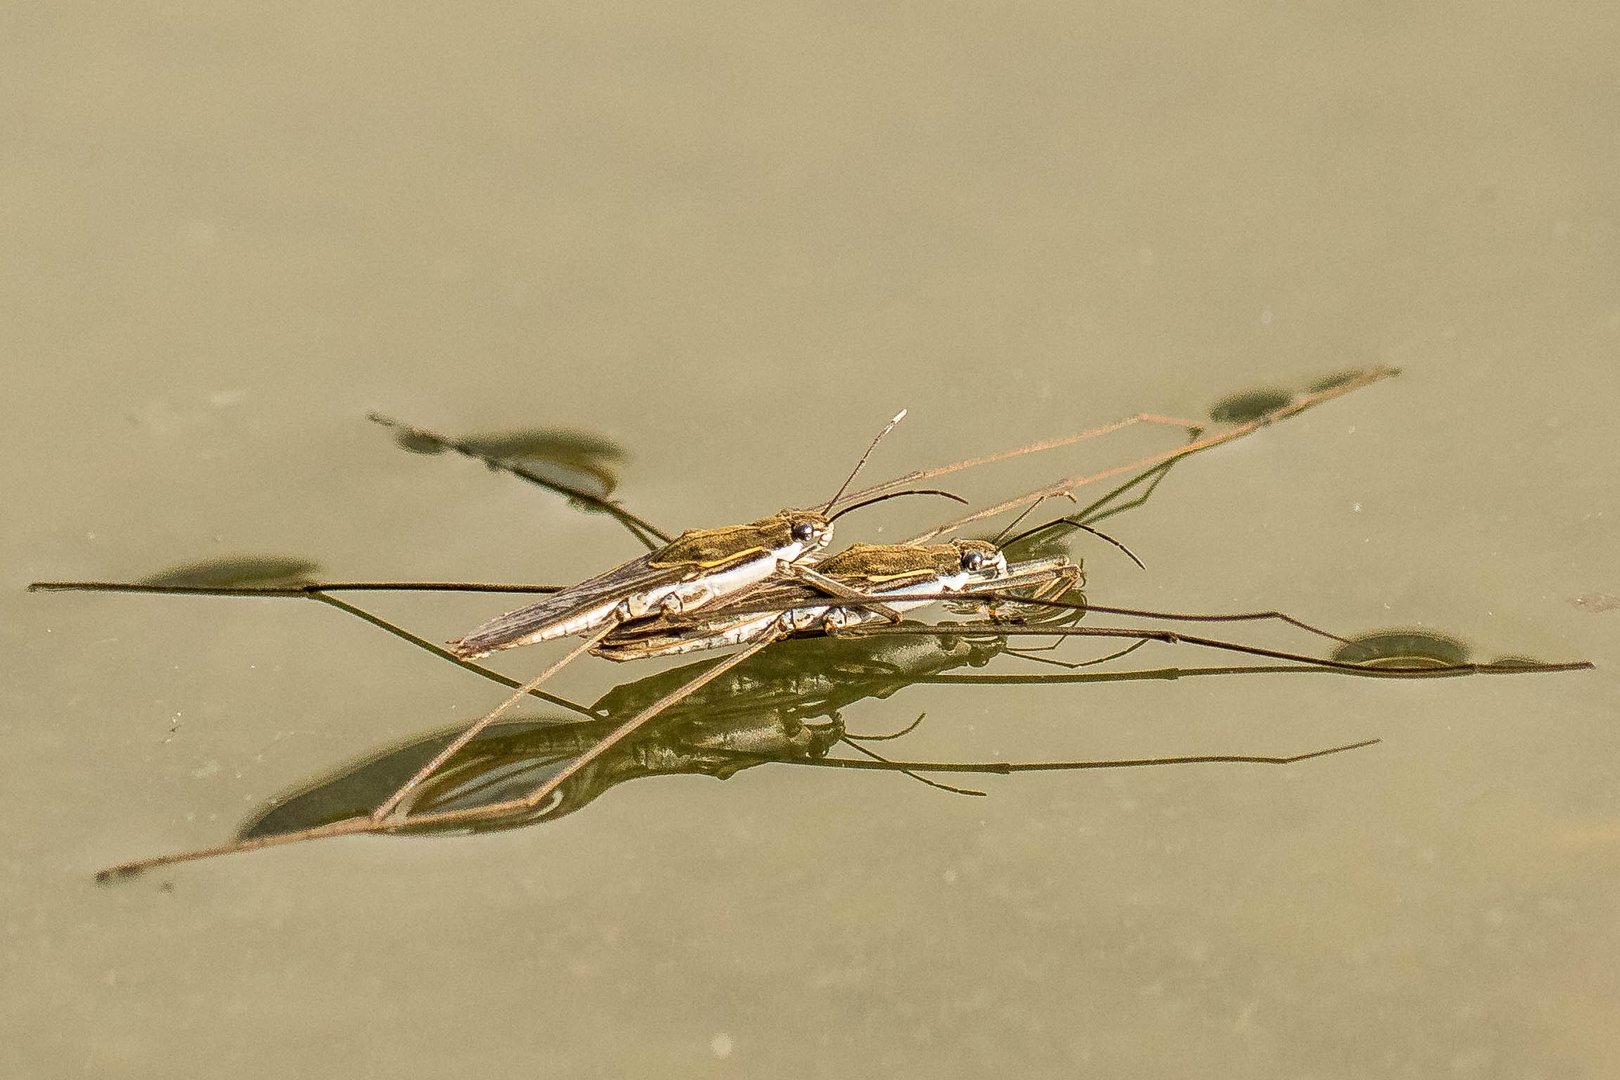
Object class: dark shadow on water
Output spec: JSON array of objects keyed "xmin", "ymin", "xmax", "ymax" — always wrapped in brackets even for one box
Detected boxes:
[
  {"xmin": 1332, "ymin": 630, "xmax": 1472, "ymax": 668},
  {"xmin": 370, "ymin": 414, "xmax": 669, "ymax": 547},
  {"xmin": 140, "ymin": 556, "xmax": 322, "ymax": 589},
  {"xmin": 1208, "ymin": 388, "xmax": 1294, "ymax": 425}
]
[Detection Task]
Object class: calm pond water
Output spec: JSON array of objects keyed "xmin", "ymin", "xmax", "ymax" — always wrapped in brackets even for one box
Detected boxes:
[{"xmin": 5, "ymin": 4, "xmax": 1617, "ymax": 1078}]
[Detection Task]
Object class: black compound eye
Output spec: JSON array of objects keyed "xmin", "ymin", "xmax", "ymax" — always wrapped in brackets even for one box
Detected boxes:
[
  {"xmin": 791, "ymin": 520, "xmax": 817, "ymax": 543},
  {"xmin": 961, "ymin": 549, "xmax": 984, "ymax": 571}
]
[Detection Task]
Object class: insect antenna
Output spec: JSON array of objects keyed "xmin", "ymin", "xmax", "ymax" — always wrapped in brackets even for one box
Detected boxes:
[
  {"xmin": 826, "ymin": 488, "xmax": 967, "ymax": 524},
  {"xmin": 821, "ymin": 409, "xmax": 908, "ymax": 513},
  {"xmin": 837, "ymin": 736, "xmax": 986, "ymax": 796},
  {"xmin": 843, "ymin": 712, "xmax": 929, "ymax": 742},
  {"xmin": 991, "ymin": 495, "xmax": 1065, "ymax": 546},
  {"xmin": 1001, "ymin": 516, "xmax": 1146, "ymax": 571},
  {"xmin": 1003, "ymin": 638, "xmax": 1152, "ymax": 669}
]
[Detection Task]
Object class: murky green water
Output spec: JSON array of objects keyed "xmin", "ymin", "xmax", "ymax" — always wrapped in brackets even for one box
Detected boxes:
[{"xmin": 5, "ymin": 4, "xmax": 1617, "ymax": 1077}]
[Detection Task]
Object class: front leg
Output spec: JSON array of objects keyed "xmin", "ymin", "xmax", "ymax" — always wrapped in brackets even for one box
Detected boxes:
[{"xmin": 789, "ymin": 565, "xmax": 904, "ymax": 623}]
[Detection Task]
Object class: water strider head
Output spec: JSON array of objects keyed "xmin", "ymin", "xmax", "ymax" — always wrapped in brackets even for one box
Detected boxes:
[{"xmin": 952, "ymin": 538, "xmax": 1007, "ymax": 577}]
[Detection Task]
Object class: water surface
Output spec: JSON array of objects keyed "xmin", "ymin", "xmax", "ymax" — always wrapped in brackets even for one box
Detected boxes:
[{"xmin": 4, "ymin": 4, "xmax": 1617, "ymax": 1077}]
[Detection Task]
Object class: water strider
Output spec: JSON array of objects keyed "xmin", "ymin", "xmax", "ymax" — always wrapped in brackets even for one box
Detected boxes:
[
  {"xmin": 590, "ymin": 539, "xmax": 1059, "ymax": 661},
  {"xmin": 32, "ymin": 365, "xmax": 1591, "ymax": 879},
  {"xmin": 367, "ymin": 408, "xmax": 979, "ymax": 823},
  {"xmin": 590, "ymin": 502, "xmax": 1193, "ymax": 663},
  {"xmin": 443, "ymin": 408, "xmax": 947, "ymax": 659}
]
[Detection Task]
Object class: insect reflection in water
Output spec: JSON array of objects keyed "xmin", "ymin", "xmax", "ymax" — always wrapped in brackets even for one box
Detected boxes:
[{"xmin": 243, "ymin": 627, "xmax": 1385, "ymax": 841}]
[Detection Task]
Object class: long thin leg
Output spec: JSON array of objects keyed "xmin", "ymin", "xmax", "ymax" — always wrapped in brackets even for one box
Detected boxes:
[
  {"xmin": 312, "ymin": 594, "xmax": 602, "ymax": 717},
  {"xmin": 830, "ymin": 621, "xmax": 1593, "ymax": 677},
  {"xmin": 961, "ymin": 589, "xmax": 1355, "ymax": 647},
  {"xmin": 840, "ymin": 412, "xmax": 1208, "ymax": 505},
  {"xmin": 371, "ymin": 625, "xmax": 613, "ymax": 821},
  {"xmin": 837, "ymin": 737, "xmax": 987, "ymax": 796},
  {"xmin": 97, "ymin": 625, "xmax": 653, "ymax": 880},
  {"xmin": 102, "ymin": 637, "xmax": 784, "ymax": 878},
  {"xmin": 28, "ymin": 580, "xmax": 562, "ymax": 596},
  {"xmin": 1078, "ymin": 603, "xmax": 1352, "ymax": 645},
  {"xmin": 904, "ymin": 368, "xmax": 1398, "ymax": 544},
  {"xmin": 1003, "ymin": 639, "xmax": 1151, "ymax": 669},
  {"xmin": 790, "ymin": 566, "xmax": 904, "ymax": 623},
  {"xmin": 95, "ymin": 728, "xmax": 1377, "ymax": 882},
  {"xmin": 922, "ymin": 663, "xmax": 1399, "ymax": 686},
  {"xmin": 390, "ymin": 636, "xmax": 782, "ymax": 830},
  {"xmin": 783, "ymin": 738, "xmax": 1382, "ymax": 776},
  {"xmin": 677, "ymin": 587, "xmax": 1350, "ymax": 652},
  {"xmin": 31, "ymin": 580, "xmax": 598, "ymax": 717},
  {"xmin": 96, "ymin": 815, "xmax": 389, "ymax": 881}
]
